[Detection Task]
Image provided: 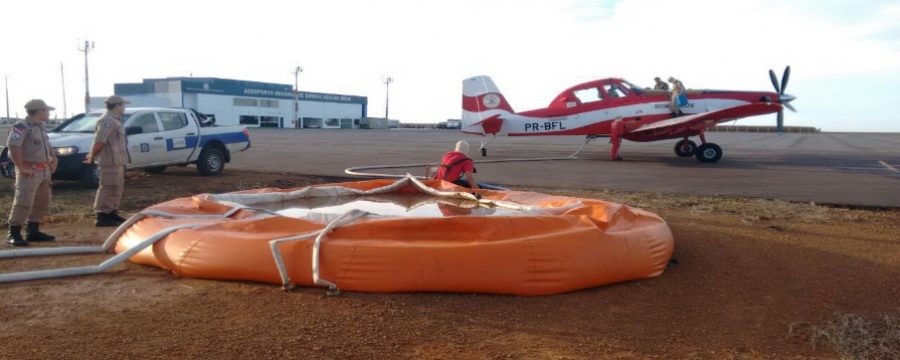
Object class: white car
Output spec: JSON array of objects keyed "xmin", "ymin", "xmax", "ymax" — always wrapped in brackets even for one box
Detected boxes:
[{"xmin": 1, "ymin": 107, "xmax": 251, "ymax": 186}]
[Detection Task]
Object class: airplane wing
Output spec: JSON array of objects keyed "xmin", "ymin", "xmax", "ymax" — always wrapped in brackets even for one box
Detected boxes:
[{"xmin": 624, "ymin": 103, "xmax": 782, "ymax": 140}]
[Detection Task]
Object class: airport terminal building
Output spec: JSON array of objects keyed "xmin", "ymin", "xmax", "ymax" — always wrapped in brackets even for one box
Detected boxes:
[{"xmin": 113, "ymin": 77, "xmax": 367, "ymax": 129}]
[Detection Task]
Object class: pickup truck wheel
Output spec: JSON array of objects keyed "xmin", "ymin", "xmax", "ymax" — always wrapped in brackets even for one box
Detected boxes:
[
  {"xmin": 79, "ymin": 164, "xmax": 100, "ymax": 188},
  {"xmin": 197, "ymin": 147, "xmax": 224, "ymax": 176},
  {"xmin": 144, "ymin": 166, "xmax": 167, "ymax": 174}
]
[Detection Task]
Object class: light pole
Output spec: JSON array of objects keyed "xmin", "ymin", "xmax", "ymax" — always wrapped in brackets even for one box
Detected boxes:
[
  {"xmin": 60, "ymin": 62, "xmax": 68, "ymax": 119},
  {"xmin": 3, "ymin": 75, "xmax": 9, "ymax": 120},
  {"xmin": 293, "ymin": 65, "xmax": 303, "ymax": 128},
  {"xmin": 78, "ymin": 40, "xmax": 95, "ymax": 113},
  {"xmin": 382, "ymin": 75, "xmax": 393, "ymax": 119}
]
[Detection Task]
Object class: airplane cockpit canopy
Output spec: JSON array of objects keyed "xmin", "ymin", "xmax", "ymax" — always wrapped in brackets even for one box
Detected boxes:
[{"xmin": 551, "ymin": 78, "xmax": 644, "ymax": 108}]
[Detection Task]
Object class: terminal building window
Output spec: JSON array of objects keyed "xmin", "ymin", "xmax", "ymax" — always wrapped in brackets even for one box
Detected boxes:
[
  {"xmin": 259, "ymin": 116, "xmax": 280, "ymax": 128},
  {"xmin": 303, "ymin": 117, "xmax": 322, "ymax": 128},
  {"xmin": 234, "ymin": 98, "xmax": 258, "ymax": 107},
  {"xmin": 260, "ymin": 99, "xmax": 279, "ymax": 108},
  {"xmin": 240, "ymin": 115, "xmax": 259, "ymax": 125}
]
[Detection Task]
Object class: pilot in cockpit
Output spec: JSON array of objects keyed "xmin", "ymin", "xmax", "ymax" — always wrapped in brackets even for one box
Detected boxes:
[{"xmin": 606, "ymin": 86, "xmax": 621, "ymax": 98}]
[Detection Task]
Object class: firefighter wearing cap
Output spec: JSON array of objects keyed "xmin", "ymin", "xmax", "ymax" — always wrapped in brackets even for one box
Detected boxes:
[
  {"xmin": 84, "ymin": 95, "xmax": 130, "ymax": 227},
  {"xmin": 6, "ymin": 99, "xmax": 58, "ymax": 246}
]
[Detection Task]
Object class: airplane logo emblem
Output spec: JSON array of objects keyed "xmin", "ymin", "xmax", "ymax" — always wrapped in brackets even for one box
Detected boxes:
[{"xmin": 482, "ymin": 93, "xmax": 501, "ymax": 109}]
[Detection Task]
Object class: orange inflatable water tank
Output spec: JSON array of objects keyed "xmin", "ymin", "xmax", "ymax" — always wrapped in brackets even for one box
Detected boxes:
[{"xmin": 114, "ymin": 176, "xmax": 674, "ymax": 296}]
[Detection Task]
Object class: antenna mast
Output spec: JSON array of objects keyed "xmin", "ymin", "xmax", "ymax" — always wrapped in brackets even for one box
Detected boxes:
[{"xmin": 78, "ymin": 40, "xmax": 95, "ymax": 113}]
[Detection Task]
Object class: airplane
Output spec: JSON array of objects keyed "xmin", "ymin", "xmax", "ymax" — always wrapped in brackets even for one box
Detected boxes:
[{"xmin": 461, "ymin": 67, "xmax": 796, "ymax": 163}]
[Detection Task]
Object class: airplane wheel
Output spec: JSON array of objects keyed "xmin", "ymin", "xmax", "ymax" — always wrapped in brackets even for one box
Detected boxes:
[
  {"xmin": 674, "ymin": 140, "xmax": 697, "ymax": 157},
  {"xmin": 481, "ymin": 148, "xmax": 487, "ymax": 157},
  {"xmin": 695, "ymin": 143, "xmax": 723, "ymax": 163}
]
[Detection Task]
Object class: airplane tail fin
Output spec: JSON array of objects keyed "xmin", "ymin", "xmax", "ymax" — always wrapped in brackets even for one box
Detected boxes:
[{"xmin": 461, "ymin": 76, "xmax": 514, "ymax": 135}]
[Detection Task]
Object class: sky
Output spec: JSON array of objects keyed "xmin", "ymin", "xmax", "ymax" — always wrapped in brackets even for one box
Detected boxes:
[{"xmin": 1, "ymin": 0, "xmax": 898, "ymax": 132}]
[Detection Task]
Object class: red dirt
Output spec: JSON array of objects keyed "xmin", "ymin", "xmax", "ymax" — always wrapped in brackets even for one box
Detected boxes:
[{"xmin": 1, "ymin": 168, "xmax": 898, "ymax": 359}]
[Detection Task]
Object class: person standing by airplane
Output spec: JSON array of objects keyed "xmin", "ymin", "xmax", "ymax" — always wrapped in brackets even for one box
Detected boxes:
[
  {"xmin": 653, "ymin": 77, "xmax": 669, "ymax": 91},
  {"xmin": 668, "ymin": 77, "xmax": 686, "ymax": 116},
  {"xmin": 432, "ymin": 140, "xmax": 479, "ymax": 190}
]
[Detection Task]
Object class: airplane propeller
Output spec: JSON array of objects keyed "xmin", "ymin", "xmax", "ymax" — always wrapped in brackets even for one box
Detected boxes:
[
  {"xmin": 769, "ymin": 69, "xmax": 781, "ymax": 94},
  {"xmin": 768, "ymin": 66, "xmax": 797, "ymax": 133}
]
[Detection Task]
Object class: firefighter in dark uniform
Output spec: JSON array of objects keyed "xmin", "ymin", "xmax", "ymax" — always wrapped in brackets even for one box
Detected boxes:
[
  {"xmin": 84, "ymin": 95, "xmax": 130, "ymax": 227},
  {"xmin": 6, "ymin": 99, "xmax": 58, "ymax": 246}
]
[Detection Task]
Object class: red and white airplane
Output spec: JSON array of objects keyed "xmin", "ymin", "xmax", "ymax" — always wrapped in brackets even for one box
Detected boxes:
[{"xmin": 461, "ymin": 67, "xmax": 796, "ymax": 162}]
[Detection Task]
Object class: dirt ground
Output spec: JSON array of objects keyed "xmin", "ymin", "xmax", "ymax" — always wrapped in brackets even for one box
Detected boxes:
[{"xmin": 1, "ymin": 167, "xmax": 898, "ymax": 359}]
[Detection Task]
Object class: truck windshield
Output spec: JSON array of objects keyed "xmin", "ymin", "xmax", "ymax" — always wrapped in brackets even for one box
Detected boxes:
[{"xmin": 57, "ymin": 113, "xmax": 132, "ymax": 133}]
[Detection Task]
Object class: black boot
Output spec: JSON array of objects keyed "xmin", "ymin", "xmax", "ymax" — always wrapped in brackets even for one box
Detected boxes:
[
  {"xmin": 7, "ymin": 225, "xmax": 28, "ymax": 246},
  {"xmin": 108, "ymin": 211, "xmax": 127, "ymax": 223},
  {"xmin": 25, "ymin": 222, "xmax": 56, "ymax": 242},
  {"xmin": 95, "ymin": 212, "xmax": 121, "ymax": 227}
]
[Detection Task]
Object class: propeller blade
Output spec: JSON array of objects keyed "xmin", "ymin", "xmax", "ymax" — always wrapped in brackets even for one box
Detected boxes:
[
  {"xmin": 784, "ymin": 102, "xmax": 797, "ymax": 113},
  {"xmin": 769, "ymin": 69, "xmax": 781, "ymax": 94},
  {"xmin": 776, "ymin": 110, "xmax": 784, "ymax": 133},
  {"xmin": 780, "ymin": 66, "xmax": 791, "ymax": 94}
]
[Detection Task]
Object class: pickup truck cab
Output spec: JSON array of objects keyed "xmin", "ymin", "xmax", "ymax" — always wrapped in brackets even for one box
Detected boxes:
[{"xmin": 1, "ymin": 107, "xmax": 251, "ymax": 186}]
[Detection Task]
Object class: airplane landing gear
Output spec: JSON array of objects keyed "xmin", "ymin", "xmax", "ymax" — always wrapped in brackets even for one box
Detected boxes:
[
  {"xmin": 674, "ymin": 139, "xmax": 697, "ymax": 157},
  {"xmin": 695, "ymin": 143, "xmax": 723, "ymax": 163},
  {"xmin": 479, "ymin": 136, "xmax": 495, "ymax": 157}
]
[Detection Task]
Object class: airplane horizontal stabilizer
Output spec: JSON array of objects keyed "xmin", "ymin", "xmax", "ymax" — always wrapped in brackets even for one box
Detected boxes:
[{"xmin": 471, "ymin": 114, "xmax": 504, "ymax": 135}]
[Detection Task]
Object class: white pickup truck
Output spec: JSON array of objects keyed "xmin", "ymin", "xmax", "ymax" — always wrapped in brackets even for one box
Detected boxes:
[{"xmin": 1, "ymin": 107, "xmax": 251, "ymax": 186}]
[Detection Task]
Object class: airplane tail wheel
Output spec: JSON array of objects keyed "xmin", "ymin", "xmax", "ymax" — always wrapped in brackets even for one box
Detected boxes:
[
  {"xmin": 695, "ymin": 143, "xmax": 723, "ymax": 163},
  {"xmin": 674, "ymin": 140, "xmax": 697, "ymax": 157}
]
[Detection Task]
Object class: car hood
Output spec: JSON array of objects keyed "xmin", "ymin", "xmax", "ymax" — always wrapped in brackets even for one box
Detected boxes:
[{"xmin": 48, "ymin": 132, "xmax": 93, "ymax": 150}]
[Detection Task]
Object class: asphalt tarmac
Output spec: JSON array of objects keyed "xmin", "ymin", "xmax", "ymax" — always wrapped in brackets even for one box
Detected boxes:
[{"xmin": 229, "ymin": 129, "xmax": 900, "ymax": 207}]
